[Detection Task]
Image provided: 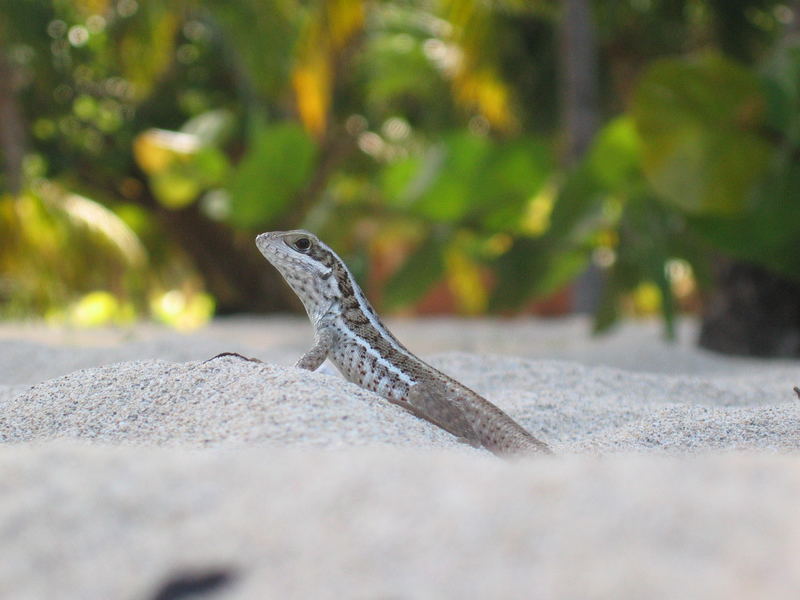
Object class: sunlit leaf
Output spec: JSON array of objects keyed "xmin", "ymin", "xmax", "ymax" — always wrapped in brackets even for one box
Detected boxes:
[
  {"xmin": 587, "ymin": 116, "xmax": 642, "ymax": 190},
  {"xmin": 151, "ymin": 289, "xmax": 215, "ymax": 331},
  {"xmin": 445, "ymin": 238, "xmax": 487, "ymax": 314},
  {"xmin": 0, "ymin": 185, "xmax": 152, "ymax": 320},
  {"xmin": 292, "ymin": 42, "xmax": 331, "ymax": 138},
  {"xmin": 74, "ymin": 0, "xmax": 109, "ymax": 17},
  {"xmin": 384, "ymin": 132, "xmax": 551, "ymax": 231},
  {"xmin": 150, "ymin": 171, "xmax": 201, "ymax": 209},
  {"xmin": 133, "ymin": 129, "xmax": 202, "ymax": 174},
  {"xmin": 181, "ymin": 109, "xmax": 237, "ymax": 146},
  {"xmin": 59, "ymin": 191, "xmax": 147, "ymax": 266},
  {"xmin": 520, "ymin": 178, "xmax": 557, "ymax": 236},
  {"xmin": 134, "ymin": 129, "xmax": 229, "ymax": 209},
  {"xmin": 117, "ymin": 2, "xmax": 182, "ymax": 100},
  {"xmin": 442, "ymin": 0, "xmax": 516, "ymax": 131},
  {"xmin": 69, "ymin": 291, "xmax": 123, "ymax": 327},
  {"xmin": 452, "ymin": 66, "xmax": 516, "ymax": 131},
  {"xmin": 291, "ymin": 0, "xmax": 365, "ymax": 137}
]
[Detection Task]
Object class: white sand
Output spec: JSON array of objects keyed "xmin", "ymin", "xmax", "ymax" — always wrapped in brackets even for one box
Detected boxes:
[{"xmin": 1, "ymin": 316, "xmax": 799, "ymax": 599}]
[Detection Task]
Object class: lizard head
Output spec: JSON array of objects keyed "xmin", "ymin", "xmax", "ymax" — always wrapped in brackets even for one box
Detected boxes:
[{"xmin": 256, "ymin": 230, "xmax": 340, "ymax": 321}]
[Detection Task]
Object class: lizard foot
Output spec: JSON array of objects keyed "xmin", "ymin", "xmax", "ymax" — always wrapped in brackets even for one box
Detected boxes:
[{"xmin": 203, "ymin": 352, "xmax": 263, "ymax": 364}]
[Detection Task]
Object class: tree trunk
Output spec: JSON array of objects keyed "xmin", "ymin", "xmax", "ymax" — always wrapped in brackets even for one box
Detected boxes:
[
  {"xmin": 559, "ymin": 0, "xmax": 599, "ymax": 166},
  {"xmin": 699, "ymin": 259, "xmax": 800, "ymax": 357},
  {"xmin": 158, "ymin": 202, "xmax": 300, "ymax": 314},
  {"xmin": 111, "ymin": 167, "xmax": 301, "ymax": 315},
  {"xmin": 0, "ymin": 49, "xmax": 26, "ymax": 194},
  {"xmin": 559, "ymin": 0, "xmax": 601, "ymax": 313}
]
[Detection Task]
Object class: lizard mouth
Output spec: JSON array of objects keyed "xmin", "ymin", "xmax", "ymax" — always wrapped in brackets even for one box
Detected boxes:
[{"xmin": 255, "ymin": 232, "xmax": 279, "ymax": 253}]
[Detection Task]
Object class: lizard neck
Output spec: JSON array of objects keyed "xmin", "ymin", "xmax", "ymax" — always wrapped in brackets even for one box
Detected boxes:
[
  {"xmin": 319, "ymin": 252, "xmax": 438, "ymax": 398},
  {"xmin": 325, "ymin": 251, "xmax": 410, "ymax": 356}
]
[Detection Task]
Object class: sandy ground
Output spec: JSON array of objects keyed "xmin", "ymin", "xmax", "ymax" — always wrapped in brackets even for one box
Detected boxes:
[{"xmin": 1, "ymin": 315, "xmax": 799, "ymax": 599}]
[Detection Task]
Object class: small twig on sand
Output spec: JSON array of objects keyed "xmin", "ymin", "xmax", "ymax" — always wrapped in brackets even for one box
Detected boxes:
[{"xmin": 204, "ymin": 352, "xmax": 262, "ymax": 364}]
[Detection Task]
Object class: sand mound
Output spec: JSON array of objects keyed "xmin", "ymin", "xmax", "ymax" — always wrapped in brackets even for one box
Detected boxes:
[{"xmin": 2, "ymin": 357, "xmax": 465, "ymax": 450}]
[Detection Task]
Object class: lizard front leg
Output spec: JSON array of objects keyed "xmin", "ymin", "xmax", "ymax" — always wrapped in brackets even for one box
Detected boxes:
[{"xmin": 295, "ymin": 328, "xmax": 334, "ymax": 371}]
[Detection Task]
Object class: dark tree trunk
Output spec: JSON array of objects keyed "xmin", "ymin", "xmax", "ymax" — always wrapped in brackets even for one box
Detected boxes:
[
  {"xmin": 106, "ymin": 165, "xmax": 301, "ymax": 315},
  {"xmin": 699, "ymin": 259, "xmax": 800, "ymax": 357},
  {"xmin": 559, "ymin": 0, "xmax": 602, "ymax": 313},
  {"xmin": 0, "ymin": 50, "xmax": 26, "ymax": 194},
  {"xmin": 559, "ymin": 0, "xmax": 599, "ymax": 166},
  {"xmin": 157, "ymin": 202, "xmax": 300, "ymax": 314}
]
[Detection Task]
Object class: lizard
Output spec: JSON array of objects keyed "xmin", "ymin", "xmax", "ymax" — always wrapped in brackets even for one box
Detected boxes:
[{"xmin": 220, "ymin": 230, "xmax": 551, "ymax": 456}]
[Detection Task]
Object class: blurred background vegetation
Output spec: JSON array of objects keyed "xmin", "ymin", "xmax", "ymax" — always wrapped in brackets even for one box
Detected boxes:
[{"xmin": 1, "ymin": 0, "xmax": 800, "ymax": 356}]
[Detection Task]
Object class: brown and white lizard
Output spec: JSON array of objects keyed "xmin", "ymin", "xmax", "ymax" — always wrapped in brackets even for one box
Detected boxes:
[{"xmin": 220, "ymin": 230, "xmax": 551, "ymax": 456}]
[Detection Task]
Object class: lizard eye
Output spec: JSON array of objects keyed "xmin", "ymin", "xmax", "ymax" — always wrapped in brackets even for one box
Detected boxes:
[{"xmin": 293, "ymin": 237, "xmax": 311, "ymax": 252}]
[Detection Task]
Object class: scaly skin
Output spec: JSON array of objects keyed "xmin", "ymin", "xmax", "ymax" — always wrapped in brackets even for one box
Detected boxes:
[{"xmin": 255, "ymin": 230, "xmax": 551, "ymax": 456}]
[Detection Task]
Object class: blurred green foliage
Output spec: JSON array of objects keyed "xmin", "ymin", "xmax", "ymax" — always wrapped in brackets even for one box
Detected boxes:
[
  {"xmin": 635, "ymin": 55, "xmax": 771, "ymax": 215},
  {"xmin": 227, "ymin": 121, "xmax": 316, "ymax": 228},
  {"xmin": 0, "ymin": 0, "xmax": 798, "ymax": 330}
]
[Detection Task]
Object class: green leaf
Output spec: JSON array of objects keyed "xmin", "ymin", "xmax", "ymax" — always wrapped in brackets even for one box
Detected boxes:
[
  {"xmin": 380, "ymin": 155, "xmax": 425, "ymax": 207},
  {"xmin": 411, "ymin": 132, "xmax": 491, "ymax": 222},
  {"xmin": 472, "ymin": 139, "xmax": 552, "ymax": 231},
  {"xmin": 587, "ymin": 116, "xmax": 642, "ymax": 190},
  {"xmin": 593, "ymin": 260, "xmax": 638, "ymax": 335},
  {"xmin": 633, "ymin": 55, "xmax": 771, "ymax": 215},
  {"xmin": 383, "ymin": 234, "xmax": 447, "ymax": 310},
  {"xmin": 193, "ymin": 147, "xmax": 230, "ymax": 187},
  {"xmin": 602, "ymin": 194, "xmax": 700, "ymax": 338},
  {"xmin": 548, "ymin": 164, "xmax": 607, "ymax": 242},
  {"xmin": 117, "ymin": 3, "xmax": 181, "ymax": 101},
  {"xmin": 227, "ymin": 122, "xmax": 317, "ymax": 229},
  {"xmin": 760, "ymin": 41, "xmax": 800, "ymax": 137},
  {"xmin": 489, "ymin": 237, "xmax": 588, "ymax": 310},
  {"xmin": 150, "ymin": 171, "xmax": 201, "ymax": 209},
  {"xmin": 205, "ymin": 0, "xmax": 300, "ymax": 97},
  {"xmin": 360, "ymin": 17, "xmax": 451, "ymax": 125},
  {"xmin": 689, "ymin": 163, "xmax": 800, "ymax": 279},
  {"xmin": 389, "ymin": 133, "xmax": 552, "ymax": 230},
  {"xmin": 133, "ymin": 126, "xmax": 230, "ymax": 210}
]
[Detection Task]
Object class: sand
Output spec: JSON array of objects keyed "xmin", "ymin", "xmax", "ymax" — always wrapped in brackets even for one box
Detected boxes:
[{"xmin": 1, "ymin": 316, "xmax": 799, "ymax": 599}]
